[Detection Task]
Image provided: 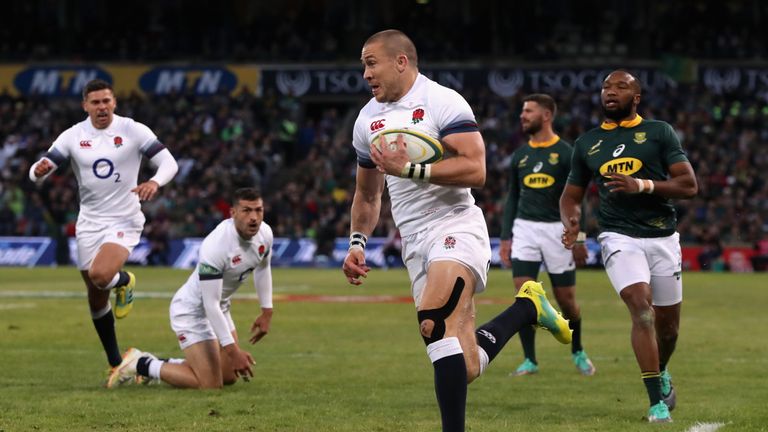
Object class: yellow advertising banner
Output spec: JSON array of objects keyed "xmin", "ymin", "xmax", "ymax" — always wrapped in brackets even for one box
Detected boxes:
[{"xmin": 0, "ymin": 64, "xmax": 261, "ymax": 97}]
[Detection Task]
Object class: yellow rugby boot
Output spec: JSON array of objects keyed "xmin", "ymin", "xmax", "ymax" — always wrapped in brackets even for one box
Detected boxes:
[
  {"xmin": 515, "ymin": 281, "xmax": 572, "ymax": 344},
  {"xmin": 114, "ymin": 272, "xmax": 135, "ymax": 319}
]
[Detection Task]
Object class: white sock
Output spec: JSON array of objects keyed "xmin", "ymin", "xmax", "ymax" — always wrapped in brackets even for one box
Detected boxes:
[
  {"xmin": 102, "ymin": 273, "xmax": 121, "ymax": 290},
  {"xmin": 477, "ymin": 347, "xmax": 489, "ymax": 376},
  {"xmin": 166, "ymin": 358, "xmax": 185, "ymax": 365},
  {"xmin": 90, "ymin": 303, "xmax": 111, "ymax": 319},
  {"xmin": 148, "ymin": 359, "xmax": 164, "ymax": 379},
  {"xmin": 426, "ymin": 337, "xmax": 463, "ymax": 363}
]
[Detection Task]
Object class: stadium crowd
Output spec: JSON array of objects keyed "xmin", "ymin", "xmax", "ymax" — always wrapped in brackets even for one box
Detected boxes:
[
  {"xmin": 2, "ymin": 1, "xmax": 767, "ymax": 268},
  {"xmin": 2, "ymin": 1, "xmax": 767, "ymax": 62},
  {"xmin": 2, "ymin": 84, "xmax": 767, "ymax": 259}
]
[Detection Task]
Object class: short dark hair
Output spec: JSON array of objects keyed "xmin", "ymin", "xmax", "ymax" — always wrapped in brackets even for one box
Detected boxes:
[
  {"xmin": 233, "ymin": 187, "xmax": 262, "ymax": 205},
  {"xmin": 365, "ymin": 29, "xmax": 419, "ymax": 67},
  {"xmin": 82, "ymin": 79, "xmax": 113, "ymax": 100},
  {"xmin": 523, "ymin": 93, "xmax": 557, "ymax": 117}
]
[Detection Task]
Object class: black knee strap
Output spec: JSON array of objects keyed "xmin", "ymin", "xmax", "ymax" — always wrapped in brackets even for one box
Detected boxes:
[{"xmin": 417, "ymin": 277, "xmax": 465, "ymax": 345}]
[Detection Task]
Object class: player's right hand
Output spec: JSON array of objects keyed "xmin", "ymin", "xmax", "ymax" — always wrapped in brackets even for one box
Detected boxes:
[
  {"xmin": 499, "ymin": 239, "xmax": 513, "ymax": 269},
  {"xmin": 342, "ymin": 248, "xmax": 370, "ymax": 285},
  {"xmin": 33, "ymin": 159, "xmax": 53, "ymax": 177},
  {"xmin": 228, "ymin": 347, "xmax": 254, "ymax": 380},
  {"xmin": 561, "ymin": 216, "xmax": 580, "ymax": 250}
]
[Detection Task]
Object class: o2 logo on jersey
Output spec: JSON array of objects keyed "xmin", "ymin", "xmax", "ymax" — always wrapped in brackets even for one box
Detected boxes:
[{"xmin": 92, "ymin": 158, "xmax": 120, "ymax": 182}]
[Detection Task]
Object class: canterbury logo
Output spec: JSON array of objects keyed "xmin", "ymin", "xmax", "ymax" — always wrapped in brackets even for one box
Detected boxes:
[
  {"xmin": 79, "ymin": 140, "xmax": 92, "ymax": 148},
  {"xmin": 370, "ymin": 119, "xmax": 386, "ymax": 131},
  {"xmin": 477, "ymin": 329, "xmax": 496, "ymax": 344}
]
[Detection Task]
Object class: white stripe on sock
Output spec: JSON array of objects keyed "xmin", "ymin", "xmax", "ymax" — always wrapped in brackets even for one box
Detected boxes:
[
  {"xmin": 148, "ymin": 359, "xmax": 164, "ymax": 379},
  {"xmin": 426, "ymin": 337, "xmax": 463, "ymax": 363},
  {"xmin": 477, "ymin": 347, "xmax": 489, "ymax": 376},
  {"xmin": 90, "ymin": 303, "xmax": 111, "ymax": 319}
]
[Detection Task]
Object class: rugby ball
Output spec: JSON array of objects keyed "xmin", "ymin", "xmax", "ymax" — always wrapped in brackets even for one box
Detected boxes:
[{"xmin": 373, "ymin": 128, "xmax": 444, "ymax": 164}]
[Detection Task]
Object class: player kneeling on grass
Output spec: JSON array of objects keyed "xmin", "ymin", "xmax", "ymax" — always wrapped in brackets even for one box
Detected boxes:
[{"xmin": 108, "ymin": 188, "xmax": 274, "ymax": 389}]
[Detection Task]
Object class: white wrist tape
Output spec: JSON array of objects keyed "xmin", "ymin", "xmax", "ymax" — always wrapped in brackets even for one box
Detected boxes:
[
  {"xmin": 635, "ymin": 178, "xmax": 654, "ymax": 194},
  {"xmin": 349, "ymin": 232, "xmax": 368, "ymax": 251},
  {"xmin": 401, "ymin": 162, "xmax": 432, "ymax": 182}
]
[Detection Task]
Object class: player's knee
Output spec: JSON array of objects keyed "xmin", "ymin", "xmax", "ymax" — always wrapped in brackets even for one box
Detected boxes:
[
  {"xmin": 87, "ymin": 268, "xmax": 112, "ymax": 289},
  {"xmin": 416, "ymin": 277, "xmax": 465, "ymax": 345},
  {"xmin": 658, "ymin": 328, "xmax": 679, "ymax": 344},
  {"xmin": 558, "ymin": 301, "xmax": 580, "ymax": 320},
  {"xmin": 198, "ymin": 381, "xmax": 224, "ymax": 390},
  {"xmin": 636, "ymin": 309, "xmax": 655, "ymax": 328},
  {"xmin": 419, "ymin": 319, "xmax": 437, "ymax": 340},
  {"xmin": 198, "ymin": 376, "xmax": 224, "ymax": 389},
  {"xmin": 418, "ymin": 315, "xmax": 445, "ymax": 345}
]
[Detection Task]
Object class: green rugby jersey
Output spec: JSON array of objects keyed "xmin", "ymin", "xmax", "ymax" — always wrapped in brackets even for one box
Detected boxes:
[
  {"xmin": 501, "ymin": 136, "xmax": 572, "ymax": 239},
  {"xmin": 567, "ymin": 115, "xmax": 689, "ymax": 238}
]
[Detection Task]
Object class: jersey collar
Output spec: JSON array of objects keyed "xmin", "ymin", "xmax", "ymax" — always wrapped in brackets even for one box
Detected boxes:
[
  {"xmin": 82, "ymin": 114, "xmax": 119, "ymax": 134},
  {"xmin": 528, "ymin": 135, "xmax": 560, "ymax": 148},
  {"xmin": 600, "ymin": 114, "xmax": 643, "ymax": 130}
]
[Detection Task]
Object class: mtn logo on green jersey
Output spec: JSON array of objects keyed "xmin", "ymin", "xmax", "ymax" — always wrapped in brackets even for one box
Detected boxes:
[
  {"xmin": 523, "ymin": 173, "xmax": 555, "ymax": 188},
  {"xmin": 599, "ymin": 157, "xmax": 643, "ymax": 177}
]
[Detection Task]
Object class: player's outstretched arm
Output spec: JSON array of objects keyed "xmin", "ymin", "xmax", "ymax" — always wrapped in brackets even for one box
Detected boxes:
[
  {"xmin": 133, "ymin": 149, "xmax": 178, "ymax": 201},
  {"xmin": 249, "ymin": 308, "xmax": 273, "ymax": 344},
  {"xmin": 250, "ymin": 265, "xmax": 273, "ymax": 343},
  {"xmin": 28, "ymin": 158, "xmax": 57, "ymax": 183},
  {"xmin": 343, "ymin": 166, "xmax": 384, "ymax": 285}
]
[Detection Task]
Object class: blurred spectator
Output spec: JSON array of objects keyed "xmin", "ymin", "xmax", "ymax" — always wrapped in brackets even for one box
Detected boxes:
[
  {"xmin": 697, "ymin": 227, "xmax": 724, "ymax": 271},
  {"xmin": 2, "ymin": 1, "xmax": 766, "ymax": 62},
  {"xmin": 751, "ymin": 235, "xmax": 768, "ymax": 272},
  {"xmin": 1, "ymin": 76, "xmax": 767, "ymax": 262}
]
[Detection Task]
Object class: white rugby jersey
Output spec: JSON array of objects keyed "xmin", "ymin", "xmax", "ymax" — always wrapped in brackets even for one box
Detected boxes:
[
  {"xmin": 176, "ymin": 219, "xmax": 274, "ymax": 314},
  {"xmin": 352, "ymin": 74, "xmax": 480, "ymax": 235},
  {"xmin": 43, "ymin": 114, "xmax": 166, "ymax": 221}
]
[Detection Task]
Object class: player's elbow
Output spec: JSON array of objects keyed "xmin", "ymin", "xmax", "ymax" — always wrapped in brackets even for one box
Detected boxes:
[
  {"xmin": 467, "ymin": 160, "xmax": 486, "ymax": 188},
  {"xmin": 470, "ymin": 171, "xmax": 486, "ymax": 188},
  {"xmin": 681, "ymin": 178, "xmax": 698, "ymax": 199}
]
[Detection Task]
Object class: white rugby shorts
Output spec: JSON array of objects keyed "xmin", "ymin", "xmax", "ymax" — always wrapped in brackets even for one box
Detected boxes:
[
  {"xmin": 401, "ymin": 206, "xmax": 491, "ymax": 308},
  {"xmin": 511, "ymin": 219, "xmax": 574, "ymax": 274},
  {"xmin": 598, "ymin": 231, "xmax": 683, "ymax": 306},
  {"xmin": 169, "ymin": 294, "xmax": 236, "ymax": 350},
  {"xmin": 75, "ymin": 215, "xmax": 145, "ymax": 270}
]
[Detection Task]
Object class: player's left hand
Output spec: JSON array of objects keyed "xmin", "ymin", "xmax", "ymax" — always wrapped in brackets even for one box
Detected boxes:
[
  {"xmin": 370, "ymin": 134, "xmax": 410, "ymax": 176},
  {"xmin": 131, "ymin": 180, "xmax": 160, "ymax": 201},
  {"xmin": 572, "ymin": 242, "xmax": 588, "ymax": 267},
  {"xmin": 604, "ymin": 173, "xmax": 639, "ymax": 194},
  {"xmin": 249, "ymin": 309, "xmax": 273, "ymax": 344}
]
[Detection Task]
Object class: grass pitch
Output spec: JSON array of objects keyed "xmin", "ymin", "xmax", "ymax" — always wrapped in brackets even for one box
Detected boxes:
[{"xmin": 0, "ymin": 267, "xmax": 766, "ymax": 431}]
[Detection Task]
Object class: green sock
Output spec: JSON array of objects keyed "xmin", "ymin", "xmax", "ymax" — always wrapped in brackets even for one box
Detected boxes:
[
  {"xmin": 519, "ymin": 325, "xmax": 536, "ymax": 364},
  {"xmin": 642, "ymin": 371, "xmax": 663, "ymax": 406}
]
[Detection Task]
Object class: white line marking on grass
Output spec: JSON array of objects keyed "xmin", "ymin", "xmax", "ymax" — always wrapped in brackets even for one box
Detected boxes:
[
  {"xmin": 0, "ymin": 302, "xmax": 36, "ymax": 310},
  {"xmin": 686, "ymin": 422, "xmax": 725, "ymax": 432},
  {"xmin": 0, "ymin": 285, "xmax": 310, "ymax": 300},
  {"xmin": 0, "ymin": 289, "xmax": 514, "ymax": 304}
]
